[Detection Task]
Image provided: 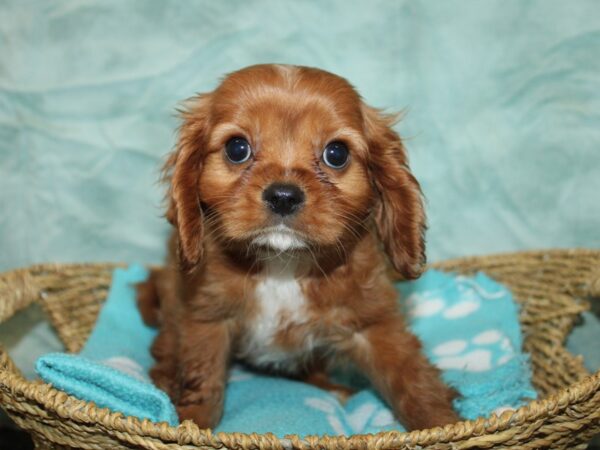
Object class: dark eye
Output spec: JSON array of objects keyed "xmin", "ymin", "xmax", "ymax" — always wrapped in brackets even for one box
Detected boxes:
[
  {"xmin": 322, "ymin": 141, "xmax": 349, "ymax": 169},
  {"xmin": 225, "ymin": 137, "xmax": 252, "ymax": 164}
]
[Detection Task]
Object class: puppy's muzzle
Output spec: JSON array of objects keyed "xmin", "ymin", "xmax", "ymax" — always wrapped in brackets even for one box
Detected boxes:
[{"xmin": 262, "ymin": 183, "xmax": 305, "ymax": 216}]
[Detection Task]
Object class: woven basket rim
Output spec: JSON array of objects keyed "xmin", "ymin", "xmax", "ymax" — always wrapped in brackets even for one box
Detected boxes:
[
  {"xmin": 1, "ymin": 356, "xmax": 599, "ymax": 448},
  {"xmin": 1, "ymin": 248, "xmax": 599, "ymax": 448}
]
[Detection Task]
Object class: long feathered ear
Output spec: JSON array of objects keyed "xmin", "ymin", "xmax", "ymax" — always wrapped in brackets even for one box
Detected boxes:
[
  {"xmin": 362, "ymin": 104, "xmax": 426, "ymax": 279},
  {"xmin": 163, "ymin": 94, "xmax": 212, "ymax": 270}
]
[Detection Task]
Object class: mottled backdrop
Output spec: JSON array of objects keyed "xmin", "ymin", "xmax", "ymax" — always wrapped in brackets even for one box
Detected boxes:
[{"xmin": 1, "ymin": 1, "xmax": 599, "ymax": 268}]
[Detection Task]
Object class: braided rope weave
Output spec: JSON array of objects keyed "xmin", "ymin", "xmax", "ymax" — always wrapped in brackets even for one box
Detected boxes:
[{"xmin": 0, "ymin": 249, "xmax": 598, "ymax": 449}]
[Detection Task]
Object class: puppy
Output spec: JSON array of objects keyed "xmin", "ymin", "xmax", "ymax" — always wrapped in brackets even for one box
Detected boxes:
[{"xmin": 137, "ymin": 64, "xmax": 458, "ymax": 430}]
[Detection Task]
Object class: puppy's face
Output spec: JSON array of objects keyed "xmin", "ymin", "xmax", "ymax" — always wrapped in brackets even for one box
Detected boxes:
[
  {"xmin": 168, "ymin": 65, "xmax": 426, "ymax": 278},
  {"xmin": 198, "ymin": 66, "xmax": 372, "ymax": 253}
]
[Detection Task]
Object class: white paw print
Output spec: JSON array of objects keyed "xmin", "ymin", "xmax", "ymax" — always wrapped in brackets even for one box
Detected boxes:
[
  {"xmin": 441, "ymin": 288, "xmax": 482, "ymax": 319},
  {"xmin": 370, "ymin": 409, "xmax": 395, "ymax": 427},
  {"xmin": 433, "ymin": 329, "xmax": 514, "ymax": 372},
  {"xmin": 432, "ymin": 340, "xmax": 468, "ymax": 356},
  {"xmin": 406, "ymin": 289, "xmax": 482, "ymax": 320},
  {"xmin": 406, "ymin": 294, "xmax": 445, "ymax": 317},
  {"xmin": 346, "ymin": 402, "xmax": 396, "ymax": 433},
  {"xmin": 304, "ymin": 397, "xmax": 346, "ymax": 434},
  {"xmin": 346, "ymin": 402, "xmax": 376, "ymax": 432},
  {"xmin": 442, "ymin": 299, "xmax": 480, "ymax": 319},
  {"xmin": 472, "ymin": 330, "xmax": 503, "ymax": 345}
]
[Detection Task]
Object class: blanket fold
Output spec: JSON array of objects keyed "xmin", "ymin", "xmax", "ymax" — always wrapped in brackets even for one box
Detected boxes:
[{"xmin": 36, "ymin": 264, "xmax": 178, "ymax": 425}]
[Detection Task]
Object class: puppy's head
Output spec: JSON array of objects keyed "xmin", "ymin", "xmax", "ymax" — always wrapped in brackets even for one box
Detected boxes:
[{"xmin": 165, "ymin": 64, "xmax": 425, "ymax": 278}]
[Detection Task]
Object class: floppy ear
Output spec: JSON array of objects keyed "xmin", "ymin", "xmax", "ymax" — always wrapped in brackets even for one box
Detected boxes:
[
  {"xmin": 163, "ymin": 94, "xmax": 212, "ymax": 270},
  {"xmin": 362, "ymin": 105, "xmax": 426, "ymax": 279}
]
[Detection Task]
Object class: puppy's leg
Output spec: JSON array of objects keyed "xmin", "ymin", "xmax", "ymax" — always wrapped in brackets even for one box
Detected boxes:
[
  {"xmin": 149, "ymin": 326, "xmax": 180, "ymax": 400},
  {"xmin": 176, "ymin": 320, "xmax": 231, "ymax": 429},
  {"xmin": 136, "ymin": 268, "xmax": 163, "ymax": 327},
  {"xmin": 141, "ymin": 266, "xmax": 185, "ymax": 399},
  {"xmin": 343, "ymin": 316, "xmax": 459, "ymax": 430}
]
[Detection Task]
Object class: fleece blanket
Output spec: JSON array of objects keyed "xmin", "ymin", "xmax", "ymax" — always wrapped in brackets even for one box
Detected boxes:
[{"xmin": 37, "ymin": 264, "xmax": 536, "ymax": 436}]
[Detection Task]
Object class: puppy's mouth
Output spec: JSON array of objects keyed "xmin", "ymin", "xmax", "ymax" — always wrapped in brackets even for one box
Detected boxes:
[{"xmin": 250, "ymin": 224, "xmax": 307, "ymax": 252}]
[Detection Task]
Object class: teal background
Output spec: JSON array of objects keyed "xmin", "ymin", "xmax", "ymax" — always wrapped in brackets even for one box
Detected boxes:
[{"xmin": 1, "ymin": 0, "xmax": 599, "ymax": 270}]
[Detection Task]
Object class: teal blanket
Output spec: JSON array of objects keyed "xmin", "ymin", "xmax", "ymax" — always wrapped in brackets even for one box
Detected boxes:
[{"xmin": 36, "ymin": 265, "xmax": 536, "ymax": 436}]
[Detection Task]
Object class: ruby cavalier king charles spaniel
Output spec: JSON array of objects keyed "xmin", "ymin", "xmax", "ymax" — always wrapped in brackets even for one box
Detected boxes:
[{"xmin": 137, "ymin": 64, "xmax": 459, "ymax": 430}]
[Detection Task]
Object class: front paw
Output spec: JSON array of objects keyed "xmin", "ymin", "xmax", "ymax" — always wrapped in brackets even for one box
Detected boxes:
[
  {"xmin": 401, "ymin": 389, "xmax": 461, "ymax": 430},
  {"xmin": 150, "ymin": 366, "xmax": 178, "ymax": 399},
  {"xmin": 417, "ymin": 407, "xmax": 460, "ymax": 429},
  {"xmin": 177, "ymin": 402, "xmax": 222, "ymax": 429}
]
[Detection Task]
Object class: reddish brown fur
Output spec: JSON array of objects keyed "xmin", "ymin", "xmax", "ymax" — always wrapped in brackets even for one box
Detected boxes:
[{"xmin": 137, "ymin": 64, "xmax": 458, "ymax": 430}]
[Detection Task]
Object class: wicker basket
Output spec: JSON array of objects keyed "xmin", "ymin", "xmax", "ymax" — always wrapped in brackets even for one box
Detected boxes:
[{"xmin": 1, "ymin": 249, "xmax": 599, "ymax": 449}]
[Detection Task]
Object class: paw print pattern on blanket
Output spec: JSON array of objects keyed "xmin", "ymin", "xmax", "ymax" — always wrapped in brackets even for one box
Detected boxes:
[
  {"xmin": 401, "ymin": 271, "xmax": 520, "ymax": 373},
  {"xmin": 344, "ymin": 391, "xmax": 398, "ymax": 434},
  {"xmin": 304, "ymin": 397, "xmax": 347, "ymax": 435},
  {"xmin": 432, "ymin": 329, "xmax": 514, "ymax": 372},
  {"xmin": 397, "ymin": 270, "xmax": 536, "ymax": 421}
]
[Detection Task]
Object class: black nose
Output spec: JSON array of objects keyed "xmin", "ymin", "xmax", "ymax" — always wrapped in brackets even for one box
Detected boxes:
[{"xmin": 262, "ymin": 183, "xmax": 305, "ymax": 216}]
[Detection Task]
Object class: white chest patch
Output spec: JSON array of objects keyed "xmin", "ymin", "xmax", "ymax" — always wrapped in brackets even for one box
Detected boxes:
[{"xmin": 240, "ymin": 256, "xmax": 312, "ymax": 371}]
